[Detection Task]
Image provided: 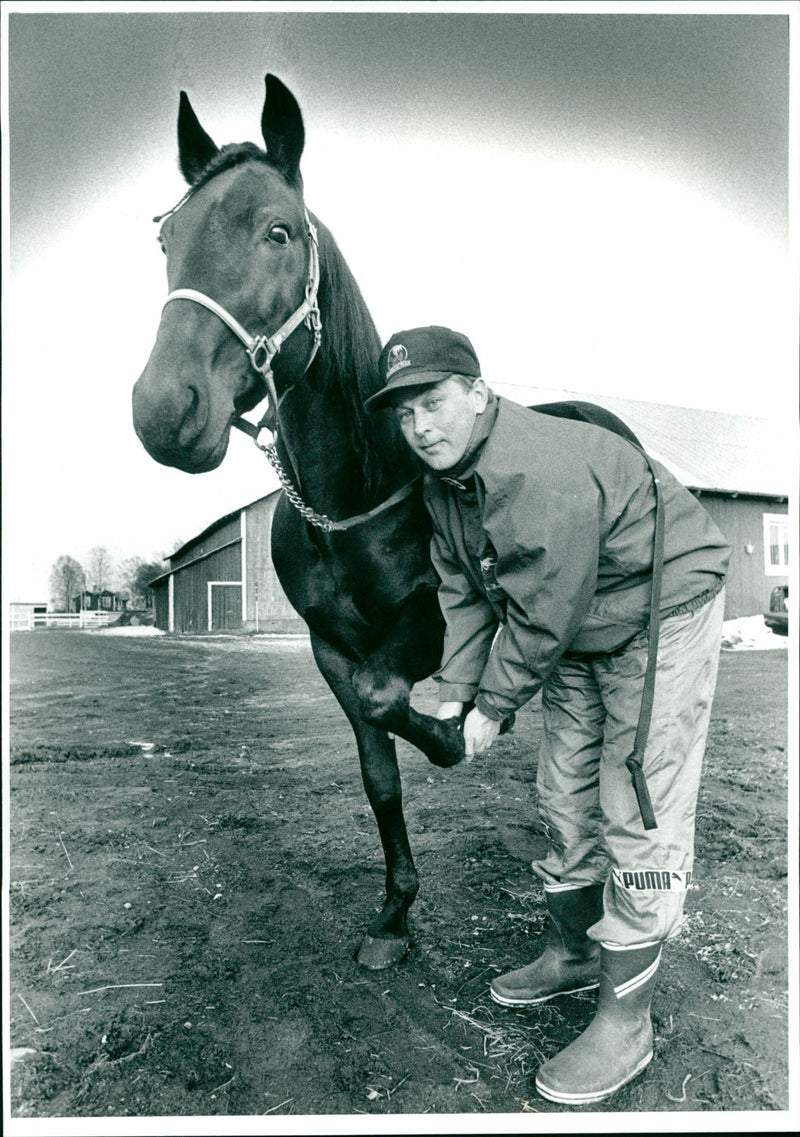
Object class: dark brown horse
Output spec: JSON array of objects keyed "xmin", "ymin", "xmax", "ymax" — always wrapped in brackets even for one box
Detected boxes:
[{"xmin": 132, "ymin": 75, "xmax": 639, "ymax": 969}]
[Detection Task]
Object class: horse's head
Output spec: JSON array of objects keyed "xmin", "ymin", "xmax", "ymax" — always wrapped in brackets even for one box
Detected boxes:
[{"xmin": 132, "ymin": 76, "xmax": 320, "ymax": 473}]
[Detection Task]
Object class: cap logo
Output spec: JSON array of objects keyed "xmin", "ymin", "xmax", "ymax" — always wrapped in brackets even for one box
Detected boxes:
[{"xmin": 386, "ymin": 343, "xmax": 411, "ymax": 379}]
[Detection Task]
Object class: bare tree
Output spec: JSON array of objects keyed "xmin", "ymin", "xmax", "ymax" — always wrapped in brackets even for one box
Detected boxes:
[
  {"xmin": 119, "ymin": 554, "xmax": 168, "ymax": 608},
  {"xmin": 87, "ymin": 545, "xmax": 114, "ymax": 592},
  {"xmin": 49, "ymin": 555, "xmax": 86, "ymax": 612},
  {"xmin": 119, "ymin": 555, "xmax": 144, "ymax": 601}
]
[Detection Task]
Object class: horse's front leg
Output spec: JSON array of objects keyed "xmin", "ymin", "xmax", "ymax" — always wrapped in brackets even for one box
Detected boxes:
[
  {"xmin": 352, "ymin": 588, "xmax": 468, "ymax": 768},
  {"xmin": 310, "ymin": 632, "xmax": 419, "ymax": 969}
]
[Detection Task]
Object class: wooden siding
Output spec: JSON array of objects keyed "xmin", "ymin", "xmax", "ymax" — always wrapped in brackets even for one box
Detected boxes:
[
  {"xmin": 210, "ymin": 583, "xmax": 243, "ymax": 630},
  {"xmin": 170, "ymin": 514, "xmax": 241, "ymax": 572},
  {"xmin": 244, "ymin": 495, "xmax": 305, "ymax": 632},
  {"xmin": 694, "ymin": 493, "xmax": 788, "ymax": 619},
  {"xmin": 152, "ymin": 580, "xmax": 170, "ymax": 631},
  {"xmin": 150, "ymin": 493, "xmax": 304, "ymax": 633},
  {"xmin": 172, "ymin": 541, "xmax": 242, "ymax": 633}
]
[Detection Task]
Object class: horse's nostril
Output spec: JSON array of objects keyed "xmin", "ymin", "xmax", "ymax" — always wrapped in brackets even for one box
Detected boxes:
[{"xmin": 177, "ymin": 382, "xmax": 206, "ymax": 447}]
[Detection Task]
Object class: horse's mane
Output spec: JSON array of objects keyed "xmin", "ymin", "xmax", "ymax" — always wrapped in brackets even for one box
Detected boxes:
[{"xmin": 312, "ymin": 218, "xmax": 414, "ymax": 496}]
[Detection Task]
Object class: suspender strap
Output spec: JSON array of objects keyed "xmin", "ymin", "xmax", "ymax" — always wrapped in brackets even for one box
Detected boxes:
[{"xmin": 625, "ymin": 451, "xmax": 665, "ymax": 831}]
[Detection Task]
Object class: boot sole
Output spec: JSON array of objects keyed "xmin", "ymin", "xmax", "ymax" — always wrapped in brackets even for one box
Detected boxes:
[
  {"xmin": 490, "ymin": 980, "xmax": 599, "ymax": 1007},
  {"xmin": 534, "ymin": 1047, "xmax": 653, "ymax": 1104}
]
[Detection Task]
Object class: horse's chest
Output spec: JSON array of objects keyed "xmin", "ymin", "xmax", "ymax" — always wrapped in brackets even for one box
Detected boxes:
[{"xmin": 271, "ymin": 495, "xmax": 436, "ymax": 652}]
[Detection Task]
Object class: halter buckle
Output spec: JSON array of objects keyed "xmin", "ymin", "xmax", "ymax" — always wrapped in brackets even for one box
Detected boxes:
[
  {"xmin": 305, "ymin": 305, "xmax": 322, "ymax": 349},
  {"xmin": 248, "ymin": 336, "xmax": 277, "ymax": 378}
]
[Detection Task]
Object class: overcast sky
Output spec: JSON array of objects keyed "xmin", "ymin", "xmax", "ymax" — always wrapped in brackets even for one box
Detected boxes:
[{"xmin": 2, "ymin": 2, "xmax": 796, "ymax": 603}]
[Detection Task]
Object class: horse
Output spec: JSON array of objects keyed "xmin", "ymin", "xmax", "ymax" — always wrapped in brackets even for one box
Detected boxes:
[{"xmin": 132, "ymin": 75, "xmax": 641, "ymax": 970}]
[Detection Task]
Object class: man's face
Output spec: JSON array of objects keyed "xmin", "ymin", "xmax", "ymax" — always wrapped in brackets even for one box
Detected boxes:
[{"xmin": 392, "ymin": 376, "xmax": 488, "ymax": 470}]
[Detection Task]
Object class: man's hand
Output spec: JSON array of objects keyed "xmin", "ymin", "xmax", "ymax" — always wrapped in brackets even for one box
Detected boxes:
[{"xmin": 463, "ymin": 706, "xmax": 502, "ymax": 761}]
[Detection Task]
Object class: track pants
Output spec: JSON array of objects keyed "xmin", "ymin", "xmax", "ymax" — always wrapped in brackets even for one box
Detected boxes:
[{"xmin": 532, "ymin": 589, "xmax": 725, "ymax": 946}]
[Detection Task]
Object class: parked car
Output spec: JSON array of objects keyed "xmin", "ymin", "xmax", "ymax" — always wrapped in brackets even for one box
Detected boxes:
[{"xmin": 764, "ymin": 584, "xmax": 789, "ymax": 636}]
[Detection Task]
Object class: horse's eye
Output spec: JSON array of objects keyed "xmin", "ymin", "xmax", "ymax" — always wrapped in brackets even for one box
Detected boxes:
[
  {"xmin": 157, "ymin": 235, "xmax": 166, "ymax": 255},
  {"xmin": 268, "ymin": 225, "xmax": 290, "ymax": 246}
]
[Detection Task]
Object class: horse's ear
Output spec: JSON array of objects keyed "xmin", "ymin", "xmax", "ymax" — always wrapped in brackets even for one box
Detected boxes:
[
  {"xmin": 177, "ymin": 91, "xmax": 220, "ymax": 185},
  {"xmin": 260, "ymin": 74, "xmax": 304, "ymax": 184}
]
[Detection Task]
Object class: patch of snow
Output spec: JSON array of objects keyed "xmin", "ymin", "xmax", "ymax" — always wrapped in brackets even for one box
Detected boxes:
[
  {"xmin": 83, "ymin": 625, "xmax": 165, "ymax": 636},
  {"xmin": 721, "ymin": 615, "xmax": 787, "ymax": 651}
]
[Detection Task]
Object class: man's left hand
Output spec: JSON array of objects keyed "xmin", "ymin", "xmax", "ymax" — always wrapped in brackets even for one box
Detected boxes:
[{"xmin": 463, "ymin": 707, "xmax": 502, "ymax": 761}]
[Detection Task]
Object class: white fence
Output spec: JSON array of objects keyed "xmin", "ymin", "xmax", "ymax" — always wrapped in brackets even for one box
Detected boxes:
[{"xmin": 10, "ymin": 611, "xmax": 116, "ymax": 631}]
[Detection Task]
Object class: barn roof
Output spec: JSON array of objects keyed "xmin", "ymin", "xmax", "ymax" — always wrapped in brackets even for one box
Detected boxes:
[
  {"xmin": 159, "ymin": 488, "xmax": 283, "ymax": 570},
  {"xmin": 522, "ymin": 390, "xmax": 794, "ymax": 498}
]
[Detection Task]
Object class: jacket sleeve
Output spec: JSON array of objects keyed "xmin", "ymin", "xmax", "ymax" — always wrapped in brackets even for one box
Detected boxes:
[
  {"xmin": 474, "ymin": 481, "xmax": 601, "ymax": 720},
  {"xmin": 430, "ymin": 524, "xmax": 500, "ymax": 705}
]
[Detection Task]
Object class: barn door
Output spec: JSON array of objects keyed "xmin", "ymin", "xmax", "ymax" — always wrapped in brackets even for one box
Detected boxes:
[{"xmin": 208, "ymin": 583, "xmax": 242, "ymax": 630}]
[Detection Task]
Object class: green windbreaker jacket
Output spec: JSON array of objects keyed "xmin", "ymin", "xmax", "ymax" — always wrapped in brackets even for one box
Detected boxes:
[{"xmin": 423, "ymin": 397, "xmax": 731, "ymax": 720}]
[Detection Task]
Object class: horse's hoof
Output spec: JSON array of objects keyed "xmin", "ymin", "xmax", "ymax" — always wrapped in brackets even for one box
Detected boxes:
[
  {"xmin": 427, "ymin": 748, "xmax": 464, "ymax": 769},
  {"xmin": 357, "ymin": 934, "xmax": 409, "ymax": 970},
  {"xmin": 499, "ymin": 712, "xmax": 516, "ymax": 736},
  {"xmin": 426, "ymin": 718, "xmax": 465, "ymax": 768}
]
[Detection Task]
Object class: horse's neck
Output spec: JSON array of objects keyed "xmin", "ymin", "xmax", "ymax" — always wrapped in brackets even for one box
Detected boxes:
[
  {"xmin": 277, "ymin": 368, "xmax": 417, "ymax": 519},
  {"xmin": 275, "ymin": 223, "xmax": 419, "ymax": 517}
]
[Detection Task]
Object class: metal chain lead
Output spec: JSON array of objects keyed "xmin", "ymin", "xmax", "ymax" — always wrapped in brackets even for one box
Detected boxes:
[{"xmin": 260, "ymin": 440, "xmax": 340, "ymax": 532}]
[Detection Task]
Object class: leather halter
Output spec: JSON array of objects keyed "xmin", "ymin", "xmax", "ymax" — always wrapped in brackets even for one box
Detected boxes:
[
  {"xmin": 161, "ymin": 210, "xmax": 322, "ymax": 439},
  {"xmin": 158, "ymin": 206, "xmax": 419, "ymax": 533}
]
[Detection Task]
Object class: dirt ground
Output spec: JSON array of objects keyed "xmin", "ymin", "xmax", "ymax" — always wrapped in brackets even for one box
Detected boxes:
[{"xmin": 6, "ymin": 627, "xmax": 793, "ymax": 1128}]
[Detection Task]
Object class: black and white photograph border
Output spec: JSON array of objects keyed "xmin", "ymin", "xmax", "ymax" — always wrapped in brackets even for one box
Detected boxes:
[{"xmin": 2, "ymin": 1, "xmax": 798, "ymax": 1135}]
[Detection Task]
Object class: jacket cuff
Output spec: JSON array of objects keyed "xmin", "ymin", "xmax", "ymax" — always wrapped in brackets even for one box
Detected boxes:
[
  {"xmin": 435, "ymin": 680, "xmax": 478, "ymax": 704},
  {"xmin": 474, "ymin": 693, "xmax": 509, "ymax": 721}
]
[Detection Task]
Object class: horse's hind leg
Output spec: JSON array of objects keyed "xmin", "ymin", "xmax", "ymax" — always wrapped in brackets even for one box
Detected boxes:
[{"xmin": 310, "ymin": 631, "xmax": 419, "ymax": 970}]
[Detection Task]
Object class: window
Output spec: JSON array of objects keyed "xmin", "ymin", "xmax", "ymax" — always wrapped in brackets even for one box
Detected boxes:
[{"xmin": 763, "ymin": 513, "xmax": 789, "ymax": 576}]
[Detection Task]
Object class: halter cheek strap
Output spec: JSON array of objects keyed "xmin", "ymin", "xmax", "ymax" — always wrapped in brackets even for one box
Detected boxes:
[{"xmin": 161, "ymin": 212, "xmax": 322, "ymax": 434}]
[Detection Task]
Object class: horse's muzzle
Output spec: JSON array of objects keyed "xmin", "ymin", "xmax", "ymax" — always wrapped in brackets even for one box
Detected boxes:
[{"xmin": 132, "ymin": 365, "xmax": 230, "ymax": 473}]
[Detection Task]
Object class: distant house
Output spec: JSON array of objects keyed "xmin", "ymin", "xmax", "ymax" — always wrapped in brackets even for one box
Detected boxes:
[
  {"xmin": 149, "ymin": 489, "xmax": 303, "ymax": 634},
  {"xmin": 72, "ymin": 590, "xmax": 126, "ymax": 613},
  {"xmin": 526, "ymin": 391, "xmax": 792, "ymax": 620}
]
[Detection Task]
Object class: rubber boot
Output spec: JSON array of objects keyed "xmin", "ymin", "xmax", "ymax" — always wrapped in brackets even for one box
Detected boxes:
[
  {"xmin": 490, "ymin": 884, "xmax": 604, "ymax": 1007},
  {"xmin": 535, "ymin": 941, "xmax": 663, "ymax": 1105}
]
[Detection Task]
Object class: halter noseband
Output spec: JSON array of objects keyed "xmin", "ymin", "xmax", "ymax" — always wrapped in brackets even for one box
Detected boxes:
[{"xmin": 160, "ymin": 210, "xmax": 322, "ymax": 438}]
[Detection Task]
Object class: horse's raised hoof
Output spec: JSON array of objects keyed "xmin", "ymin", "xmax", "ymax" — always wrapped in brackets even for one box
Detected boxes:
[
  {"xmin": 357, "ymin": 933, "xmax": 410, "ymax": 970},
  {"xmin": 500, "ymin": 713, "xmax": 516, "ymax": 736},
  {"xmin": 425, "ymin": 717, "xmax": 465, "ymax": 769}
]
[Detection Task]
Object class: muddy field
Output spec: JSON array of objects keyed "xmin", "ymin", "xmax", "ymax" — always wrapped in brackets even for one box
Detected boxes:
[{"xmin": 6, "ymin": 627, "xmax": 792, "ymax": 1128}]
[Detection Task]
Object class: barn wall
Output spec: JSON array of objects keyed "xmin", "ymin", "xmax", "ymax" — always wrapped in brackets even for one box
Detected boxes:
[
  {"xmin": 173, "ymin": 541, "xmax": 242, "ymax": 633},
  {"xmin": 243, "ymin": 494, "xmax": 305, "ymax": 632},
  {"xmin": 152, "ymin": 580, "xmax": 170, "ymax": 631},
  {"xmin": 694, "ymin": 493, "xmax": 788, "ymax": 618},
  {"xmin": 150, "ymin": 494, "xmax": 304, "ymax": 634}
]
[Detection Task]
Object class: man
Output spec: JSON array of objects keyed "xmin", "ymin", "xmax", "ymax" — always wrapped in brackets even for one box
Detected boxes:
[{"xmin": 365, "ymin": 325, "xmax": 730, "ymax": 1104}]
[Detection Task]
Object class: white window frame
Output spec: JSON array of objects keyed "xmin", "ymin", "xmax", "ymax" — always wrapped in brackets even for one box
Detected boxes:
[{"xmin": 763, "ymin": 513, "xmax": 789, "ymax": 576}]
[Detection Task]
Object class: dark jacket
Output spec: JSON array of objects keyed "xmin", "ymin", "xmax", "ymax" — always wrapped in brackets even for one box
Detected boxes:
[{"xmin": 423, "ymin": 397, "xmax": 730, "ymax": 719}]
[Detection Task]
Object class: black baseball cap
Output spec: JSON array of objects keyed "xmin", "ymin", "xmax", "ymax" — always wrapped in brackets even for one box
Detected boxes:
[{"xmin": 364, "ymin": 326, "xmax": 481, "ymax": 413}]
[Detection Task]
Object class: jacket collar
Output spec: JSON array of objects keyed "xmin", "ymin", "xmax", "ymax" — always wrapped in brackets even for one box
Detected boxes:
[{"xmin": 433, "ymin": 389, "xmax": 499, "ymax": 486}]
